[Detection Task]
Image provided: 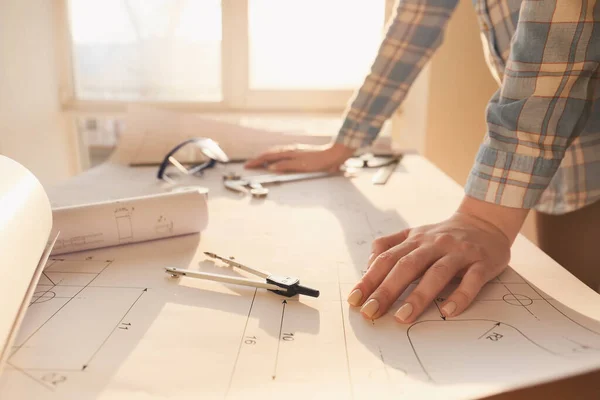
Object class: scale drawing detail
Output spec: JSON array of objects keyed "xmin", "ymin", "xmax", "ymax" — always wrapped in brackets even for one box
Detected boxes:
[
  {"xmin": 114, "ymin": 207, "xmax": 134, "ymax": 243},
  {"xmin": 154, "ymin": 215, "xmax": 173, "ymax": 235},
  {"xmin": 2, "ymin": 254, "xmax": 600, "ymax": 399}
]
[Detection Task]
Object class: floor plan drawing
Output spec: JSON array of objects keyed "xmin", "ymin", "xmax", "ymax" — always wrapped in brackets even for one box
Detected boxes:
[
  {"xmin": 2, "ymin": 164, "xmax": 600, "ymax": 399},
  {"xmin": 52, "ymin": 233, "xmax": 104, "ymax": 253},
  {"xmin": 6, "ymin": 257, "xmax": 149, "ymax": 391},
  {"xmin": 2, "ymin": 243, "xmax": 600, "ymax": 400}
]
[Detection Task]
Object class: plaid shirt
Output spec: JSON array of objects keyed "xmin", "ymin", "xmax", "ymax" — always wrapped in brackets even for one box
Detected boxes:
[{"xmin": 336, "ymin": 0, "xmax": 600, "ymax": 214}]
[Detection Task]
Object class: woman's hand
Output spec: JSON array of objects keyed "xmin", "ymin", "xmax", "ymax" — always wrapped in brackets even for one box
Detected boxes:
[
  {"xmin": 347, "ymin": 197, "xmax": 528, "ymax": 323},
  {"xmin": 245, "ymin": 143, "xmax": 355, "ymax": 173}
]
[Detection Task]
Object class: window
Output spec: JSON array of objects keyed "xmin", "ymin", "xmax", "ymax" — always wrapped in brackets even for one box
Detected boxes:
[
  {"xmin": 68, "ymin": 0, "xmax": 222, "ymax": 102},
  {"xmin": 64, "ymin": 0, "xmax": 388, "ymax": 111},
  {"xmin": 248, "ymin": 0, "xmax": 384, "ymax": 90}
]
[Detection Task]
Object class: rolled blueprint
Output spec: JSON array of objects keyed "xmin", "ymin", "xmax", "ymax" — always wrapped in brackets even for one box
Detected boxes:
[{"xmin": 51, "ymin": 189, "xmax": 208, "ymax": 255}]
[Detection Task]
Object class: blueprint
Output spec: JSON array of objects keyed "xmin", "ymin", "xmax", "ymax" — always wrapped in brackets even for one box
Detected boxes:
[
  {"xmin": 2, "ymin": 245, "xmax": 600, "ymax": 400},
  {"xmin": 1, "ymin": 160, "xmax": 599, "ymax": 399},
  {"xmin": 52, "ymin": 190, "xmax": 208, "ymax": 255}
]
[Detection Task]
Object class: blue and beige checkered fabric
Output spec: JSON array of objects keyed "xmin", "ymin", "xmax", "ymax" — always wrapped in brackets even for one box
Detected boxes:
[{"xmin": 337, "ymin": 0, "xmax": 600, "ymax": 214}]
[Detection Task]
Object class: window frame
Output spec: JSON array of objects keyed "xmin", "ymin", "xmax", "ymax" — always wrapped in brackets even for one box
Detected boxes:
[{"xmin": 57, "ymin": 0, "xmax": 395, "ymax": 113}]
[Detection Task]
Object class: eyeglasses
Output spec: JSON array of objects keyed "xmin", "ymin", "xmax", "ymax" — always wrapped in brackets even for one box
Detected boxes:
[{"xmin": 157, "ymin": 138, "xmax": 230, "ymax": 183}]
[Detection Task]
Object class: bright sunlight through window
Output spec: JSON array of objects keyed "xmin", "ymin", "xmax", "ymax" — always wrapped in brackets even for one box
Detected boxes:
[
  {"xmin": 68, "ymin": 0, "xmax": 385, "ymax": 106},
  {"xmin": 249, "ymin": 0, "xmax": 384, "ymax": 90}
]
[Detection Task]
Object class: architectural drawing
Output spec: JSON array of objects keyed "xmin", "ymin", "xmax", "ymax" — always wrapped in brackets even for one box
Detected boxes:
[
  {"xmin": 51, "ymin": 190, "xmax": 207, "ymax": 256},
  {"xmin": 154, "ymin": 215, "xmax": 174, "ymax": 235},
  {"xmin": 52, "ymin": 233, "xmax": 103, "ymax": 252},
  {"xmin": 2, "ymin": 242, "xmax": 600, "ymax": 399},
  {"xmin": 7, "ymin": 150, "xmax": 599, "ymax": 399},
  {"xmin": 114, "ymin": 207, "xmax": 134, "ymax": 243},
  {"xmin": 7, "ymin": 257, "xmax": 146, "ymax": 386},
  {"xmin": 406, "ymin": 274, "xmax": 600, "ymax": 384}
]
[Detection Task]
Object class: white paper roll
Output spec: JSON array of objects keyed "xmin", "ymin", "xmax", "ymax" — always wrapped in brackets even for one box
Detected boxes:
[{"xmin": 51, "ymin": 189, "xmax": 208, "ymax": 255}]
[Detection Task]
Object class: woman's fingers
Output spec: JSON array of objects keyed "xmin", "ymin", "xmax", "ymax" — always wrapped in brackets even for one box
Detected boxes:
[
  {"xmin": 247, "ymin": 143, "xmax": 357, "ymax": 172},
  {"xmin": 244, "ymin": 149, "xmax": 296, "ymax": 168},
  {"xmin": 347, "ymin": 241, "xmax": 418, "ymax": 308},
  {"xmin": 394, "ymin": 253, "xmax": 467, "ymax": 323},
  {"xmin": 357, "ymin": 245, "xmax": 444, "ymax": 320},
  {"xmin": 440, "ymin": 262, "xmax": 497, "ymax": 318},
  {"xmin": 369, "ymin": 230, "xmax": 410, "ymax": 268},
  {"xmin": 268, "ymin": 158, "xmax": 313, "ymax": 172},
  {"xmin": 348, "ymin": 211, "xmax": 512, "ymax": 323}
]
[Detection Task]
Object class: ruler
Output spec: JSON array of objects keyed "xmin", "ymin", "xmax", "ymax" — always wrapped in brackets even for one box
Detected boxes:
[{"xmin": 371, "ymin": 158, "xmax": 400, "ymax": 185}]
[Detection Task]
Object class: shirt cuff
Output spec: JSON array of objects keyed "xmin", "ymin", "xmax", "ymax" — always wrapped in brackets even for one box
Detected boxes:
[
  {"xmin": 334, "ymin": 117, "xmax": 383, "ymax": 150},
  {"xmin": 464, "ymin": 145, "xmax": 562, "ymax": 209}
]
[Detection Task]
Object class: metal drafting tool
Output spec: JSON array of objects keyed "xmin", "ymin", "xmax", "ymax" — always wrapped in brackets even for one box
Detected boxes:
[
  {"xmin": 165, "ymin": 252, "xmax": 320, "ymax": 298},
  {"xmin": 223, "ymin": 171, "xmax": 335, "ymax": 197},
  {"xmin": 371, "ymin": 157, "xmax": 401, "ymax": 185},
  {"xmin": 343, "ymin": 153, "xmax": 403, "ymax": 185},
  {"xmin": 344, "ymin": 153, "xmax": 399, "ymax": 169}
]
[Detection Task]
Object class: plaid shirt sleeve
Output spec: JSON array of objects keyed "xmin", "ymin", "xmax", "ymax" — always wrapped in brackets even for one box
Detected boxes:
[
  {"xmin": 335, "ymin": 0, "xmax": 459, "ymax": 149},
  {"xmin": 465, "ymin": 0, "xmax": 600, "ymax": 209}
]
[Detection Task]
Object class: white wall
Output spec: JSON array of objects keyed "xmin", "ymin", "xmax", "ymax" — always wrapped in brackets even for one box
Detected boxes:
[
  {"xmin": 0, "ymin": 1, "xmax": 78, "ymax": 185},
  {"xmin": 391, "ymin": 64, "xmax": 430, "ymax": 154}
]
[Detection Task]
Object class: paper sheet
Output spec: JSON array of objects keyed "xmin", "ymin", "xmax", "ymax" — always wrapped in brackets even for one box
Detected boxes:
[
  {"xmin": 2, "ymin": 158, "xmax": 600, "ymax": 399},
  {"xmin": 0, "ymin": 156, "xmax": 53, "ymax": 375},
  {"xmin": 114, "ymin": 106, "xmax": 394, "ymax": 165},
  {"xmin": 51, "ymin": 190, "xmax": 209, "ymax": 255}
]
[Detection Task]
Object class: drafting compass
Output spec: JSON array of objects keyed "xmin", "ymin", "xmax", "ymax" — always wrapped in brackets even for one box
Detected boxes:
[
  {"xmin": 165, "ymin": 252, "xmax": 320, "ymax": 298},
  {"xmin": 222, "ymin": 171, "xmax": 336, "ymax": 197}
]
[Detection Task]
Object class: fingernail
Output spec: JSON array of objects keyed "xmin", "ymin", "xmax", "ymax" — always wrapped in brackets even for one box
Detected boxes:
[
  {"xmin": 268, "ymin": 165, "xmax": 277, "ymax": 171},
  {"xmin": 394, "ymin": 303, "xmax": 413, "ymax": 322},
  {"xmin": 360, "ymin": 299, "xmax": 380, "ymax": 319},
  {"xmin": 347, "ymin": 289, "xmax": 363, "ymax": 306},
  {"xmin": 442, "ymin": 301, "xmax": 457, "ymax": 317}
]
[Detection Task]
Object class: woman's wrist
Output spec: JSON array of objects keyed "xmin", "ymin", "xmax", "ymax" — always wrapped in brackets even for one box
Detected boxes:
[
  {"xmin": 456, "ymin": 196, "xmax": 529, "ymax": 244},
  {"xmin": 326, "ymin": 142, "xmax": 356, "ymax": 163}
]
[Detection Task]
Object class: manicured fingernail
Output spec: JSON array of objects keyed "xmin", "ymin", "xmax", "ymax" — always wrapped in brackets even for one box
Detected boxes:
[
  {"xmin": 442, "ymin": 301, "xmax": 457, "ymax": 317},
  {"xmin": 360, "ymin": 299, "xmax": 380, "ymax": 319},
  {"xmin": 347, "ymin": 289, "xmax": 363, "ymax": 306},
  {"xmin": 394, "ymin": 303, "xmax": 413, "ymax": 322}
]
